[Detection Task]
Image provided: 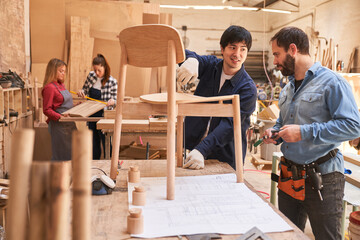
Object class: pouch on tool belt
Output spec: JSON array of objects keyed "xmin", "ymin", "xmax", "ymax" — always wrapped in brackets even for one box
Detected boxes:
[{"xmin": 276, "ymin": 157, "xmax": 306, "ymax": 201}]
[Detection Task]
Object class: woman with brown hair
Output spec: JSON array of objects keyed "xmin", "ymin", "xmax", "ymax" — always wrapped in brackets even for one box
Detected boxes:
[
  {"xmin": 42, "ymin": 58, "xmax": 77, "ymax": 160},
  {"xmin": 77, "ymin": 54, "xmax": 117, "ymax": 159}
]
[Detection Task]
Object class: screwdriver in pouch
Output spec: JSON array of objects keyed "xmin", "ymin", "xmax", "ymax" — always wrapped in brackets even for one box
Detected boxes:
[{"xmin": 308, "ymin": 168, "xmax": 323, "ymax": 201}]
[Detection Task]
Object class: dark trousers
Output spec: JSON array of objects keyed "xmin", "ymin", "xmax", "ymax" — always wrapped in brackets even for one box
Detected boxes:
[
  {"xmin": 88, "ymin": 121, "xmax": 105, "ymax": 159},
  {"xmin": 278, "ymin": 172, "xmax": 345, "ymax": 240}
]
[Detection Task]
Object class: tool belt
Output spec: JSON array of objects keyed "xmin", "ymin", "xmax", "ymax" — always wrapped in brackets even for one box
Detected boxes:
[{"xmin": 271, "ymin": 149, "xmax": 338, "ymax": 201}]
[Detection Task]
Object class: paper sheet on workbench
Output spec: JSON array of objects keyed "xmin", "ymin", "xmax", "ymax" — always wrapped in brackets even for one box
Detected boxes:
[{"xmin": 128, "ymin": 174, "xmax": 292, "ymax": 238}]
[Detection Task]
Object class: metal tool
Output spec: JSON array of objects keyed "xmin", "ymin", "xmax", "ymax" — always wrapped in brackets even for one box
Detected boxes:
[
  {"xmin": 308, "ymin": 167, "xmax": 323, "ymax": 201},
  {"xmin": 70, "ymin": 90, "xmax": 107, "ymax": 104},
  {"xmin": 253, "ymin": 129, "xmax": 281, "ymax": 147},
  {"xmin": 236, "ymin": 227, "xmax": 271, "ymax": 240}
]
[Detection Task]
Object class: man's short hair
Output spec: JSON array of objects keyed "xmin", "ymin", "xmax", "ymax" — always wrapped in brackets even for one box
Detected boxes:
[
  {"xmin": 271, "ymin": 26, "xmax": 310, "ymax": 55},
  {"xmin": 220, "ymin": 25, "xmax": 252, "ymax": 51}
]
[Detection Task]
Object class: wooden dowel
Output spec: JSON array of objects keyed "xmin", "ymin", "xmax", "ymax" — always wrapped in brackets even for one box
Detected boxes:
[
  {"xmin": 72, "ymin": 130, "xmax": 92, "ymax": 240},
  {"xmin": 29, "ymin": 162, "xmax": 50, "ymax": 240},
  {"xmin": 6, "ymin": 129, "xmax": 35, "ymax": 240},
  {"xmin": 49, "ymin": 162, "xmax": 71, "ymax": 240},
  {"xmin": 149, "ymin": 151, "xmax": 160, "ymax": 160}
]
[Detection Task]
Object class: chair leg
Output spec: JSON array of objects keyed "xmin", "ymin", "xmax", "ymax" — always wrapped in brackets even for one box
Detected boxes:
[
  {"xmin": 166, "ymin": 40, "xmax": 176, "ymax": 200},
  {"xmin": 110, "ymin": 103, "xmax": 124, "ymax": 180},
  {"xmin": 232, "ymin": 95, "xmax": 243, "ymax": 183},
  {"xmin": 176, "ymin": 116, "xmax": 184, "ymax": 167}
]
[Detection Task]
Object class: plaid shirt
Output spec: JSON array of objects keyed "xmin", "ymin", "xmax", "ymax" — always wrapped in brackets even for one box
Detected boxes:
[{"xmin": 82, "ymin": 71, "xmax": 117, "ymax": 107}]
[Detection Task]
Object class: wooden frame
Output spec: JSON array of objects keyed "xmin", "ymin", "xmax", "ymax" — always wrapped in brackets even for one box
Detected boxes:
[{"xmin": 111, "ymin": 24, "xmax": 243, "ymax": 200}]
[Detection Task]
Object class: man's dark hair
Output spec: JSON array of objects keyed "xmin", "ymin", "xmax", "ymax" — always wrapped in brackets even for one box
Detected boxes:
[
  {"xmin": 271, "ymin": 26, "xmax": 310, "ymax": 55},
  {"xmin": 220, "ymin": 25, "xmax": 252, "ymax": 51}
]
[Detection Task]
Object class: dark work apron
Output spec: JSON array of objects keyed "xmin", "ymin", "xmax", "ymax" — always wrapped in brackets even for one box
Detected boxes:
[
  {"xmin": 88, "ymin": 87, "xmax": 106, "ymax": 159},
  {"xmin": 48, "ymin": 83, "xmax": 77, "ymax": 161}
]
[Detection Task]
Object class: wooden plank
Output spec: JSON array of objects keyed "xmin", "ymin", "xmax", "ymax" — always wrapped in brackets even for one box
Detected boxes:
[
  {"xmin": 346, "ymin": 175, "xmax": 360, "ymax": 189},
  {"xmin": 62, "ymin": 101, "xmax": 104, "ymax": 117},
  {"xmin": 343, "ymin": 152, "xmax": 360, "ymax": 167},
  {"xmin": 69, "ymin": 16, "xmax": 94, "ymax": 92},
  {"xmin": 104, "ymin": 102, "xmax": 235, "ymax": 118},
  {"xmin": 30, "ymin": 0, "xmax": 65, "ymax": 63},
  {"xmin": 60, "ymin": 117, "xmax": 102, "ymax": 122},
  {"xmin": 97, "ymin": 119, "xmax": 150, "ymax": 131}
]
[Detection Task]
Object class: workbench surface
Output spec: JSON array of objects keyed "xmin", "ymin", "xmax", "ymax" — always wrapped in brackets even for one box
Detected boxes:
[{"xmin": 91, "ymin": 160, "xmax": 310, "ymax": 240}]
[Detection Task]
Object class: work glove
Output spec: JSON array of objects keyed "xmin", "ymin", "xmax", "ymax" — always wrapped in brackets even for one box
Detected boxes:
[
  {"xmin": 183, "ymin": 149, "xmax": 204, "ymax": 170},
  {"xmin": 176, "ymin": 58, "xmax": 199, "ymax": 86}
]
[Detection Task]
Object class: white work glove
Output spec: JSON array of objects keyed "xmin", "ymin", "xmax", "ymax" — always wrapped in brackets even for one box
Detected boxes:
[
  {"xmin": 176, "ymin": 58, "xmax": 199, "ymax": 86},
  {"xmin": 183, "ymin": 149, "xmax": 204, "ymax": 170}
]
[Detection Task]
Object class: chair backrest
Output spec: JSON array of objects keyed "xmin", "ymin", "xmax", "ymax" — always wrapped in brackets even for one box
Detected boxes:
[{"xmin": 119, "ymin": 24, "xmax": 185, "ymax": 68}]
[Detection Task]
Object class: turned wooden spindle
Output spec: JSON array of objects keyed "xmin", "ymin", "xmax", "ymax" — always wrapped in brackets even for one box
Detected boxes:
[
  {"xmin": 7, "ymin": 129, "xmax": 35, "ymax": 240},
  {"xmin": 128, "ymin": 166, "xmax": 140, "ymax": 183},
  {"xmin": 132, "ymin": 186, "xmax": 146, "ymax": 206},
  {"xmin": 127, "ymin": 208, "xmax": 144, "ymax": 234}
]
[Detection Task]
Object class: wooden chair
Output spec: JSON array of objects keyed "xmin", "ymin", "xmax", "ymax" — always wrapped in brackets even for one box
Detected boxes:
[{"xmin": 110, "ymin": 24, "xmax": 243, "ymax": 200}]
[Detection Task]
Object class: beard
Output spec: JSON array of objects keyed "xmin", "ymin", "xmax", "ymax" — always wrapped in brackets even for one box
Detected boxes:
[{"xmin": 277, "ymin": 54, "xmax": 295, "ymax": 76}]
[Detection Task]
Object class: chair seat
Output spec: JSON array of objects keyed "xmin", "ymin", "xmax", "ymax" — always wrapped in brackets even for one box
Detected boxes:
[{"xmin": 140, "ymin": 92, "xmax": 235, "ymax": 104}]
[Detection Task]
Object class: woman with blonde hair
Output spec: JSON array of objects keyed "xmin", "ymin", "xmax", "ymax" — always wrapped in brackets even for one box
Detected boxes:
[{"xmin": 42, "ymin": 58, "xmax": 77, "ymax": 160}]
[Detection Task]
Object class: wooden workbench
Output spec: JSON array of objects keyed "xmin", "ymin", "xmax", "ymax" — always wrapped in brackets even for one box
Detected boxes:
[{"xmin": 91, "ymin": 160, "xmax": 310, "ymax": 240}]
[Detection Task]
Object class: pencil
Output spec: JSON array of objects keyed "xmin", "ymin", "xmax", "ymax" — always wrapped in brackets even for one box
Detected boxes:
[{"xmin": 69, "ymin": 90, "xmax": 107, "ymax": 105}]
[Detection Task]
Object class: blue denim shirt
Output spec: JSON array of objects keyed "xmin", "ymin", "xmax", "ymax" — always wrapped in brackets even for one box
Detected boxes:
[
  {"xmin": 274, "ymin": 62, "xmax": 360, "ymax": 174},
  {"xmin": 183, "ymin": 50, "xmax": 257, "ymax": 169}
]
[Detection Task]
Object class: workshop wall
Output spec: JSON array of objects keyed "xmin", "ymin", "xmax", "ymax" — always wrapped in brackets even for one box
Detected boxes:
[
  {"xmin": 0, "ymin": 0, "xmax": 26, "ymax": 74},
  {"xmin": 267, "ymin": 0, "xmax": 360, "ymax": 71},
  {"xmin": 160, "ymin": 0, "xmax": 360, "ymax": 73}
]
